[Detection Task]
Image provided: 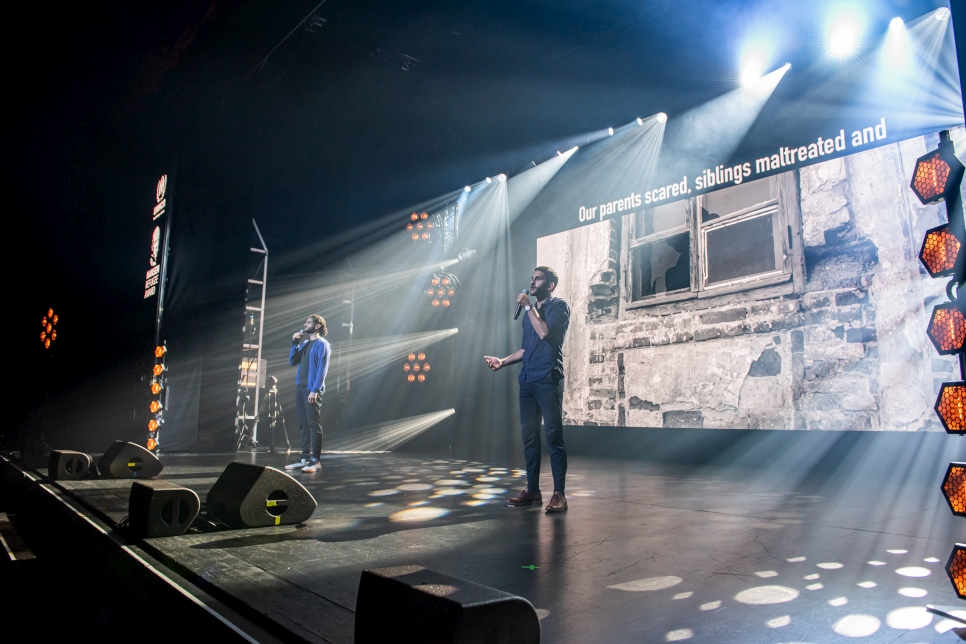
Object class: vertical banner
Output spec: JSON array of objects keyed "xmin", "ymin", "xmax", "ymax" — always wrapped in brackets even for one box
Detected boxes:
[
  {"xmin": 143, "ymin": 171, "xmax": 173, "ymax": 453},
  {"xmin": 144, "ymin": 174, "xmax": 169, "ymax": 300}
]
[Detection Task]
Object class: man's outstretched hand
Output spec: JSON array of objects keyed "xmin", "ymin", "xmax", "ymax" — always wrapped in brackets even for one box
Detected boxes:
[{"xmin": 484, "ymin": 356, "xmax": 503, "ymax": 371}]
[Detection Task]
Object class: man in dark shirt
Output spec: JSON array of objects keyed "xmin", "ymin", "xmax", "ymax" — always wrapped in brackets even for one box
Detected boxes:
[
  {"xmin": 285, "ymin": 314, "xmax": 331, "ymax": 473},
  {"xmin": 485, "ymin": 266, "xmax": 571, "ymax": 512}
]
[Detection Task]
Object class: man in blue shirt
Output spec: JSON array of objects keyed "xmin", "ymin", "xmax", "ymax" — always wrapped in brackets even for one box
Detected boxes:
[
  {"xmin": 485, "ymin": 266, "xmax": 571, "ymax": 512},
  {"xmin": 285, "ymin": 314, "xmax": 331, "ymax": 473}
]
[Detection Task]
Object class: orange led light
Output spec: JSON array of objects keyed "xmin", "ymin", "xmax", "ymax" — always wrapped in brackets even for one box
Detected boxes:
[
  {"xmin": 420, "ymin": 212, "xmax": 428, "ymax": 220},
  {"xmin": 45, "ymin": 339, "xmax": 50, "ymax": 349},
  {"xmin": 437, "ymin": 289, "xmax": 445, "ymax": 297},
  {"xmin": 153, "ymin": 364, "xmax": 164, "ymax": 376},
  {"xmin": 412, "ymin": 363, "xmax": 421, "ymax": 371},
  {"xmin": 421, "ymin": 233, "xmax": 430, "ymax": 240},
  {"xmin": 417, "ymin": 353, "xmax": 425, "ymax": 361},
  {"xmin": 412, "ymin": 233, "xmax": 419, "ymax": 241},
  {"xmin": 423, "ymin": 363, "xmax": 430, "ymax": 371},
  {"xmin": 403, "ymin": 363, "xmax": 411, "ymax": 372},
  {"xmin": 417, "ymin": 374, "xmax": 426, "ymax": 382},
  {"xmin": 426, "ymin": 288, "xmax": 435, "ymax": 296},
  {"xmin": 406, "ymin": 223, "xmax": 414, "ymax": 230},
  {"xmin": 432, "ymin": 299, "xmax": 440, "ymax": 307},
  {"xmin": 151, "ymin": 382, "xmax": 162, "ymax": 395},
  {"xmin": 146, "ymin": 438, "xmax": 157, "ymax": 451},
  {"xmin": 46, "ymin": 324, "xmax": 52, "ymax": 333},
  {"xmin": 442, "ymin": 300, "xmax": 451, "ymax": 307},
  {"xmin": 935, "ymin": 382, "xmax": 966, "ymax": 434},
  {"xmin": 942, "ymin": 462, "xmax": 966, "ymax": 517},
  {"xmin": 154, "ymin": 346, "xmax": 166, "ymax": 358},
  {"xmin": 150, "ymin": 401, "xmax": 163, "ymax": 413},
  {"xmin": 927, "ymin": 304, "xmax": 966, "ymax": 355},
  {"xmin": 148, "ymin": 419, "xmax": 159, "ymax": 431},
  {"xmin": 947, "ymin": 544, "xmax": 966, "ymax": 599},
  {"xmin": 52, "ymin": 315, "xmax": 58, "ymax": 325},
  {"xmin": 40, "ymin": 331, "xmax": 46, "ymax": 341},
  {"xmin": 408, "ymin": 353, "xmax": 416, "ymax": 361},
  {"xmin": 41, "ymin": 317, "xmax": 47, "ymax": 326},
  {"xmin": 920, "ymin": 224, "xmax": 962, "ymax": 277},
  {"xmin": 407, "ymin": 374, "xmax": 415, "ymax": 382},
  {"xmin": 911, "ymin": 147, "xmax": 963, "ymax": 204},
  {"xmin": 48, "ymin": 308, "xmax": 54, "ymax": 318}
]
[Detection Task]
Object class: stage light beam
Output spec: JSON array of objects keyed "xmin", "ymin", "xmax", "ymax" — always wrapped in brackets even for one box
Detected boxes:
[{"xmin": 741, "ymin": 53, "xmax": 766, "ymax": 88}]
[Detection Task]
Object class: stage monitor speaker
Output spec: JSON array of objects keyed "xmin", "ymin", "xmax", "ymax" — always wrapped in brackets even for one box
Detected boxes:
[
  {"xmin": 355, "ymin": 566, "xmax": 540, "ymax": 644},
  {"xmin": 128, "ymin": 480, "xmax": 200, "ymax": 538},
  {"xmin": 97, "ymin": 441, "xmax": 164, "ymax": 479},
  {"xmin": 48, "ymin": 450, "xmax": 92, "ymax": 480},
  {"xmin": 20, "ymin": 440, "xmax": 50, "ymax": 469},
  {"xmin": 206, "ymin": 462, "xmax": 316, "ymax": 528}
]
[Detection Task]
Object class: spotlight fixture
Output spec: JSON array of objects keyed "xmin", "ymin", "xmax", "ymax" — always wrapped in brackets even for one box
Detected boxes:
[
  {"xmin": 889, "ymin": 17, "xmax": 903, "ymax": 29},
  {"xmin": 404, "ymin": 352, "xmax": 431, "ymax": 383},
  {"xmin": 942, "ymin": 462, "xmax": 966, "ymax": 518},
  {"xmin": 148, "ymin": 342, "xmax": 168, "ymax": 453},
  {"xmin": 464, "ymin": 186, "xmax": 471, "ymax": 192},
  {"xmin": 406, "ymin": 211, "xmax": 440, "ymax": 243},
  {"xmin": 936, "ymin": 7, "xmax": 951, "ymax": 21},
  {"xmin": 740, "ymin": 53, "xmax": 765, "ymax": 88},
  {"xmin": 919, "ymin": 224, "xmax": 961, "ymax": 277},
  {"xmin": 656, "ymin": 113, "xmax": 667, "ymax": 123},
  {"xmin": 910, "ymin": 141, "xmax": 965, "ymax": 205},
  {"xmin": 828, "ymin": 14, "xmax": 861, "ymax": 57},
  {"xmin": 636, "ymin": 118, "xmax": 643, "ymax": 126},
  {"xmin": 947, "ymin": 544, "xmax": 966, "ymax": 599},
  {"xmin": 40, "ymin": 308, "xmax": 59, "ymax": 350},
  {"xmin": 486, "ymin": 177, "xmax": 492, "ymax": 183},
  {"xmin": 426, "ymin": 271, "xmax": 460, "ymax": 310},
  {"xmin": 927, "ymin": 304, "xmax": 966, "ymax": 355},
  {"xmin": 608, "ymin": 127, "xmax": 614, "ymax": 136},
  {"xmin": 935, "ymin": 382, "xmax": 966, "ymax": 434}
]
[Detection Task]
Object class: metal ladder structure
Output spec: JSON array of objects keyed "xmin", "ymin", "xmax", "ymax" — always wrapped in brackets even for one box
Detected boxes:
[{"xmin": 235, "ymin": 220, "xmax": 268, "ymax": 450}]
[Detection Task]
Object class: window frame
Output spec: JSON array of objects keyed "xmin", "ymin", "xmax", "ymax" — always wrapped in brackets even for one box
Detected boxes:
[{"xmin": 621, "ymin": 171, "xmax": 803, "ymax": 315}]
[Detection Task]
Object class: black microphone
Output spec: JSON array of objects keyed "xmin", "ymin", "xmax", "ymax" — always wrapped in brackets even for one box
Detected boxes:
[{"xmin": 513, "ymin": 288, "xmax": 529, "ymax": 320}]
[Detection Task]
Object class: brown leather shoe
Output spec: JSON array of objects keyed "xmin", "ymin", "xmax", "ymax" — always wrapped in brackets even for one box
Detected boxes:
[
  {"xmin": 506, "ymin": 488, "xmax": 542, "ymax": 506},
  {"xmin": 545, "ymin": 490, "xmax": 567, "ymax": 512}
]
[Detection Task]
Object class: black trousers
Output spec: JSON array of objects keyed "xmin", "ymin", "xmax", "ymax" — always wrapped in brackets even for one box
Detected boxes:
[
  {"xmin": 294, "ymin": 388, "xmax": 323, "ymax": 461},
  {"xmin": 519, "ymin": 375, "xmax": 567, "ymax": 492}
]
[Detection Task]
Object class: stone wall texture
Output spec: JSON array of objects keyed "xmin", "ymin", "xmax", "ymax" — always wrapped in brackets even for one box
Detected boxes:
[{"xmin": 536, "ymin": 136, "xmax": 958, "ymax": 431}]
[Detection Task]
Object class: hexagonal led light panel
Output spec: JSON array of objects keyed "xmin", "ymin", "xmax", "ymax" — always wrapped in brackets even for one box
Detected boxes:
[
  {"xmin": 935, "ymin": 382, "xmax": 966, "ymax": 434},
  {"xmin": 425, "ymin": 272, "xmax": 459, "ymax": 309},
  {"xmin": 40, "ymin": 308, "xmax": 59, "ymax": 350},
  {"xmin": 406, "ymin": 212, "xmax": 438, "ymax": 243},
  {"xmin": 911, "ymin": 145, "xmax": 965, "ymax": 205},
  {"xmin": 403, "ymin": 352, "xmax": 431, "ymax": 383},
  {"xmin": 927, "ymin": 303, "xmax": 966, "ymax": 355},
  {"xmin": 942, "ymin": 462, "xmax": 966, "ymax": 518},
  {"xmin": 918, "ymin": 224, "xmax": 961, "ymax": 277},
  {"xmin": 946, "ymin": 544, "xmax": 966, "ymax": 600}
]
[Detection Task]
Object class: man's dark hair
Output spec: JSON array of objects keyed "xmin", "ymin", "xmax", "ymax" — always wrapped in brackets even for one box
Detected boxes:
[
  {"xmin": 534, "ymin": 265, "xmax": 559, "ymax": 288},
  {"xmin": 309, "ymin": 314, "xmax": 328, "ymax": 336}
]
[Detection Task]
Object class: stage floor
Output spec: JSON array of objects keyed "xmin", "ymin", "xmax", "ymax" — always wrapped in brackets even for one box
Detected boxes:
[{"xmin": 55, "ymin": 448, "xmax": 965, "ymax": 643}]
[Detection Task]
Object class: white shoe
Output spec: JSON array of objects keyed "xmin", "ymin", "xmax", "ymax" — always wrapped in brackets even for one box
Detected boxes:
[
  {"xmin": 302, "ymin": 462, "xmax": 320, "ymax": 473},
  {"xmin": 285, "ymin": 459, "xmax": 308, "ymax": 470}
]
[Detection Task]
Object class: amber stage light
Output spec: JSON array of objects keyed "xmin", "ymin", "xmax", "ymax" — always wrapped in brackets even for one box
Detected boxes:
[
  {"xmin": 154, "ymin": 346, "xmax": 166, "ymax": 358},
  {"xmin": 911, "ymin": 144, "xmax": 965, "ymax": 204},
  {"xmin": 404, "ymin": 353, "xmax": 431, "ymax": 382},
  {"xmin": 919, "ymin": 224, "xmax": 961, "ymax": 277},
  {"xmin": 935, "ymin": 382, "xmax": 966, "ymax": 434},
  {"xmin": 417, "ymin": 353, "xmax": 425, "ymax": 361},
  {"xmin": 153, "ymin": 364, "xmax": 164, "ymax": 376},
  {"xmin": 941, "ymin": 462, "xmax": 966, "ymax": 517},
  {"xmin": 946, "ymin": 544, "xmax": 966, "ymax": 599},
  {"xmin": 407, "ymin": 374, "xmax": 415, "ymax": 382},
  {"xmin": 146, "ymin": 438, "xmax": 157, "ymax": 451},
  {"xmin": 151, "ymin": 382, "xmax": 162, "ymax": 395},
  {"xmin": 148, "ymin": 419, "xmax": 159, "ymax": 431},
  {"xmin": 41, "ymin": 308, "xmax": 59, "ymax": 349},
  {"xmin": 150, "ymin": 401, "xmax": 163, "ymax": 413},
  {"xmin": 926, "ymin": 304, "xmax": 966, "ymax": 355},
  {"xmin": 410, "ymin": 213, "xmax": 418, "ymax": 221}
]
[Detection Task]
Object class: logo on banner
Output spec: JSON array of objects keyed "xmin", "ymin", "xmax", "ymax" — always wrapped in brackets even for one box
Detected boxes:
[
  {"xmin": 153, "ymin": 174, "xmax": 167, "ymax": 220},
  {"xmin": 145, "ymin": 226, "xmax": 162, "ymax": 298}
]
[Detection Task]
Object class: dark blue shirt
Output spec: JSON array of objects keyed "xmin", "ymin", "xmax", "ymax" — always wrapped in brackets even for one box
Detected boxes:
[
  {"xmin": 289, "ymin": 337, "xmax": 331, "ymax": 393},
  {"xmin": 519, "ymin": 296, "xmax": 570, "ymax": 384}
]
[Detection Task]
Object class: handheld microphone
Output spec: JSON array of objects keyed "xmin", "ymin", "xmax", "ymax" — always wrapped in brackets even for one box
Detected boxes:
[{"xmin": 513, "ymin": 288, "xmax": 529, "ymax": 320}]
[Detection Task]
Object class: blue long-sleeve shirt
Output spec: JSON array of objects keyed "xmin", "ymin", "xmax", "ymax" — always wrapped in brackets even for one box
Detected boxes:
[
  {"xmin": 519, "ymin": 296, "xmax": 570, "ymax": 384},
  {"xmin": 289, "ymin": 337, "xmax": 331, "ymax": 393}
]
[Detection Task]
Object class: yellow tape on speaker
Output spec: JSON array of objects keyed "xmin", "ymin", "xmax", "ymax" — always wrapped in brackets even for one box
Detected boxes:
[
  {"xmin": 275, "ymin": 516, "xmax": 280, "ymax": 525},
  {"xmin": 128, "ymin": 462, "xmax": 136, "ymax": 468},
  {"xmin": 266, "ymin": 500, "xmax": 277, "ymax": 507}
]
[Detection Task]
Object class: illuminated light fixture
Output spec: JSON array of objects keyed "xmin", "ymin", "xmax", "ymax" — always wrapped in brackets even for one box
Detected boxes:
[
  {"xmin": 154, "ymin": 346, "xmax": 166, "ymax": 358},
  {"xmin": 636, "ymin": 118, "xmax": 643, "ymax": 126},
  {"xmin": 946, "ymin": 544, "xmax": 966, "ymax": 599},
  {"xmin": 910, "ymin": 143, "xmax": 965, "ymax": 205},
  {"xmin": 608, "ymin": 127, "xmax": 614, "ymax": 136},
  {"xmin": 828, "ymin": 12, "xmax": 862, "ymax": 57},
  {"xmin": 41, "ymin": 308, "xmax": 59, "ymax": 349},
  {"xmin": 151, "ymin": 382, "xmax": 162, "ymax": 395},
  {"xmin": 927, "ymin": 304, "xmax": 966, "ymax": 355},
  {"xmin": 404, "ymin": 352, "xmax": 431, "ymax": 383},
  {"xmin": 426, "ymin": 271, "xmax": 460, "ymax": 309},
  {"xmin": 464, "ymin": 186, "xmax": 471, "ymax": 192},
  {"xmin": 148, "ymin": 419, "xmax": 159, "ymax": 431},
  {"xmin": 408, "ymin": 212, "xmax": 439, "ymax": 243},
  {"xmin": 486, "ymin": 177, "xmax": 492, "ymax": 184},
  {"xmin": 152, "ymin": 364, "xmax": 165, "ymax": 376},
  {"xmin": 150, "ymin": 401, "xmax": 163, "ymax": 413},
  {"xmin": 935, "ymin": 382, "xmax": 966, "ymax": 434},
  {"xmin": 941, "ymin": 462, "xmax": 966, "ymax": 517},
  {"xmin": 889, "ymin": 16, "xmax": 903, "ymax": 29},
  {"xmin": 740, "ymin": 52, "xmax": 765, "ymax": 88},
  {"xmin": 146, "ymin": 438, "xmax": 157, "ymax": 451},
  {"xmin": 498, "ymin": 174, "xmax": 506, "ymax": 182},
  {"xmin": 936, "ymin": 7, "xmax": 950, "ymax": 21},
  {"xmin": 656, "ymin": 113, "xmax": 667, "ymax": 123},
  {"xmin": 919, "ymin": 224, "xmax": 961, "ymax": 277}
]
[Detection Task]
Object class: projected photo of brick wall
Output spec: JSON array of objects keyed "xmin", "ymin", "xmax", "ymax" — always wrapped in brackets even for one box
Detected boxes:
[{"xmin": 537, "ymin": 132, "xmax": 960, "ymax": 431}]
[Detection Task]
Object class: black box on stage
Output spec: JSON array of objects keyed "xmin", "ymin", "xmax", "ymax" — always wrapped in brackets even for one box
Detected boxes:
[
  {"xmin": 206, "ymin": 462, "xmax": 316, "ymax": 528},
  {"xmin": 48, "ymin": 450, "xmax": 91, "ymax": 480},
  {"xmin": 97, "ymin": 441, "xmax": 164, "ymax": 479},
  {"xmin": 355, "ymin": 566, "xmax": 540, "ymax": 644},
  {"xmin": 128, "ymin": 480, "xmax": 200, "ymax": 538},
  {"xmin": 20, "ymin": 440, "xmax": 50, "ymax": 469}
]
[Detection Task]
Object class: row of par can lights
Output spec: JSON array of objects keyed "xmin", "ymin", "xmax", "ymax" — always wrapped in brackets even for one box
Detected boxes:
[
  {"xmin": 147, "ymin": 344, "xmax": 167, "ymax": 453},
  {"xmin": 907, "ymin": 130, "xmax": 966, "ymax": 601}
]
